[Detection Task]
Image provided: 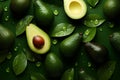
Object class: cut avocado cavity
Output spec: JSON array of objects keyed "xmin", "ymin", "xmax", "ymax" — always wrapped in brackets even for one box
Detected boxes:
[
  {"xmin": 26, "ymin": 24, "xmax": 51, "ymax": 54},
  {"xmin": 64, "ymin": 0, "xmax": 87, "ymax": 19}
]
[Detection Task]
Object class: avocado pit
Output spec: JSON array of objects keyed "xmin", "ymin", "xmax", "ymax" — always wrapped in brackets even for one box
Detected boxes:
[{"xmin": 33, "ymin": 35, "xmax": 44, "ymax": 49}]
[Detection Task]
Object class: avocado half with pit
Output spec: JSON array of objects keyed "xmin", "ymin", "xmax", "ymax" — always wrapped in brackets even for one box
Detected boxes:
[
  {"xmin": 26, "ymin": 24, "xmax": 51, "ymax": 54},
  {"xmin": 64, "ymin": 0, "xmax": 87, "ymax": 19}
]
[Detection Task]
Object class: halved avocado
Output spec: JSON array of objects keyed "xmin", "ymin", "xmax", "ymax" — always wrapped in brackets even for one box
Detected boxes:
[
  {"xmin": 26, "ymin": 24, "xmax": 51, "ymax": 54},
  {"xmin": 64, "ymin": 0, "xmax": 87, "ymax": 19}
]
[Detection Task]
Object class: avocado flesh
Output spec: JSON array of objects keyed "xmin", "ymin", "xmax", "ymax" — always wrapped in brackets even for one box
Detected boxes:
[
  {"xmin": 26, "ymin": 24, "xmax": 51, "ymax": 54},
  {"xmin": 64, "ymin": 0, "xmax": 87, "ymax": 19}
]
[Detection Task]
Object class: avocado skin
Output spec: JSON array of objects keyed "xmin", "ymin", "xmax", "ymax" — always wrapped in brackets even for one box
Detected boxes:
[
  {"xmin": 34, "ymin": 0, "xmax": 54, "ymax": 27},
  {"xmin": 45, "ymin": 52, "xmax": 63, "ymax": 77},
  {"xmin": 84, "ymin": 42, "xmax": 108, "ymax": 64},
  {"xmin": 10, "ymin": 0, "xmax": 30, "ymax": 16},
  {"xmin": 103, "ymin": 0, "xmax": 120, "ymax": 20},
  {"xmin": 0, "ymin": 25, "xmax": 15, "ymax": 51},
  {"xmin": 60, "ymin": 33, "xmax": 82, "ymax": 58},
  {"xmin": 0, "ymin": 5, "xmax": 3, "ymax": 18},
  {"xmin": 109, "ymin": 32, "xmax": 120, "ymax": 52},
  {"xmin": 61, "ymin": 68, "xmax": 74, "ymax": 80}
]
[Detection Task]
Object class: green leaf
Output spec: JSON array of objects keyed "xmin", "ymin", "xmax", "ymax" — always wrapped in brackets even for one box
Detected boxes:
[
  {"xmin": 23, "ymin": 48, "xmax": 36, "ymax": 62},
  {"xmin": 97, "ymin": 61, "xmax": 116, "ymax": 80},
  {"xmin": 13, "ymin": 51, "xmax": 27, "ymax": 75},
  {"xmin": 31, "ymin": 72, "xmax": 47, "ymax": 80},
  {"xmin": 51, "ymin": 23, "xmax": 75, "ymax": 37},
  {"xmin": 16, "ymin": 15, "xmax": 34, "ymax": 36},
  {"xmin": 83, "ymin": 28, "xmax": 96, "ymax": 42},
  {"xmin": 83, "ymin": 14, "xmax": 105, "ymax": 27},
  {"xmin": 87, "ymin": 0, "xmax": 99, "ymax": 7}
]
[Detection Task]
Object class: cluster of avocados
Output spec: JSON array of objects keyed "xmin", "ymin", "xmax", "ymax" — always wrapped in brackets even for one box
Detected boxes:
[{"xmin": 1, "ymin": 0, "xmax": 120, "ymax": 79}]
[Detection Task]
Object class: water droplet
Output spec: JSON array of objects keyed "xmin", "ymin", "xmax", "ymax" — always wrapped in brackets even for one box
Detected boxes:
[
  {"xmin": 90, "ymin": 6, "xmax": 92, "ymax": 9},
  {"xmin": 99, "ymin": 28, "xmax": 103, "ymax": 31},
  {"xmin": 63, "ymin": 26, "xmax": 67, "ymax": 31},
  {"xmin": 4, "ymin": 6, "xmax": 8, "ymax": 12},
  {"xmin": 108, "ymin": 22, "xmax": 114, "ymax": 28},
  {"xmin": 6, "ymin": 52, "xmax": 12, "ymax": 59},
  {"xmin": 36, "ymin": 62, "xmax": 41, "ymax": 67},
  {"xmin": 85, "ymin": 29, "xmax": 90, "ymax": 36},
  {"xmin": 80, "ymin": 69, "xmax": 85, "ymax": 74},
  {"xmin": 94, "ymin": 19, "xmax": 99, "ymax": 25},
  {"xmin": 53, "ymin": 10, "xmax": 59, "ymax": 16},
  {"xmin": 6, "ymin": 67, "xmax": 10, "ymax": 73},
  {"xmin": 14, "ymin": 46, "xmax": 18, "ymax": 51},
  {"xmin": 52, "ymin": 39, "xmax": 58, "ymax": 45},
  {"xmin": 88, "ymin": 62, "xmax": 92, "ymax": 67},
  {"xmin": 5, "ymin": 16, "xmax": 9, "ymax": 21}
]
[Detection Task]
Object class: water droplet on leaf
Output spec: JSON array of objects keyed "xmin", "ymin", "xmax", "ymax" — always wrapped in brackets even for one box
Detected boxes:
[{"xmin": 53, "ymin": 9, "xmax": 59, "ymax": 16}]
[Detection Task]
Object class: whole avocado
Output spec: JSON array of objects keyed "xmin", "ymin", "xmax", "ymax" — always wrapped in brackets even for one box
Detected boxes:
[
  {"xmin": 10, "ymin": 0, "xmax": 30, "ymax": 16},
  {"xmin": 45, "ymin": 52, "xmax": 63, "ymax": 77},
  {"xmin": 84, "ymin": 42, "xmax": 108, "ymax": 64},
  {"xmin": 60, "ymin": 33, "xmax": 82, "ymax": 58},
  {"xmin": 109, "ymin": 32, "xmax": 120, "ymax": 52},
  {"xmin": 103, "ymin": 0, "xmax": 120, "ymax": 20},
  {"xmin": 34, "ymin": 0, "xmax": 54, "ymax": 27},
  {"xmin": 0, "ymin": 25, "xmax": 15, "ymax": 51}
]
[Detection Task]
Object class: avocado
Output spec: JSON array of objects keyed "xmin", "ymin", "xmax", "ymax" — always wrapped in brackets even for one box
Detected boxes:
[
  {"xmin": 10, "ymin": 0, "xmax": 30, "ymax": 17},
  {"xmin": 34, "ymin": 0, "xmax": 54, "ymax": 27},
  {"xmin": 63, "ymin": 0, "xmax": 87, "ymax": 19},
  {"xmin": 61, "ymin": 68, "xmax": 74, "ymax": 80},
  {"xmin": 103, "ymin": 0, "xmax": 120, "ymax": 20},
  {"xmin": 84, "ymin": 42, "xmax": 108, "ymax": 64},
  {"xmin": 26, "ymin": 23, "xmax": 51, "ymax": 54},
  {"xmin": 109, "ymin": 32, "xmax": 120, "ymax": 52},
  {"xmin": 60, "ymin": 33, "xmax": 82, "ymax": 58},
  {"xmin": 0, "ymin": 24, "xmax": 15, "ymax": 51},
  {"xmin": 45, "ymin": 52, "xmax": 63, "ymax": 77}
]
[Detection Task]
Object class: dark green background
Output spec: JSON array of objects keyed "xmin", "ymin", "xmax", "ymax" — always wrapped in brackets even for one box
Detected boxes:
[{"xmin": 0, "ymin": 0, "xmax": 120, "ymax": 80}]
